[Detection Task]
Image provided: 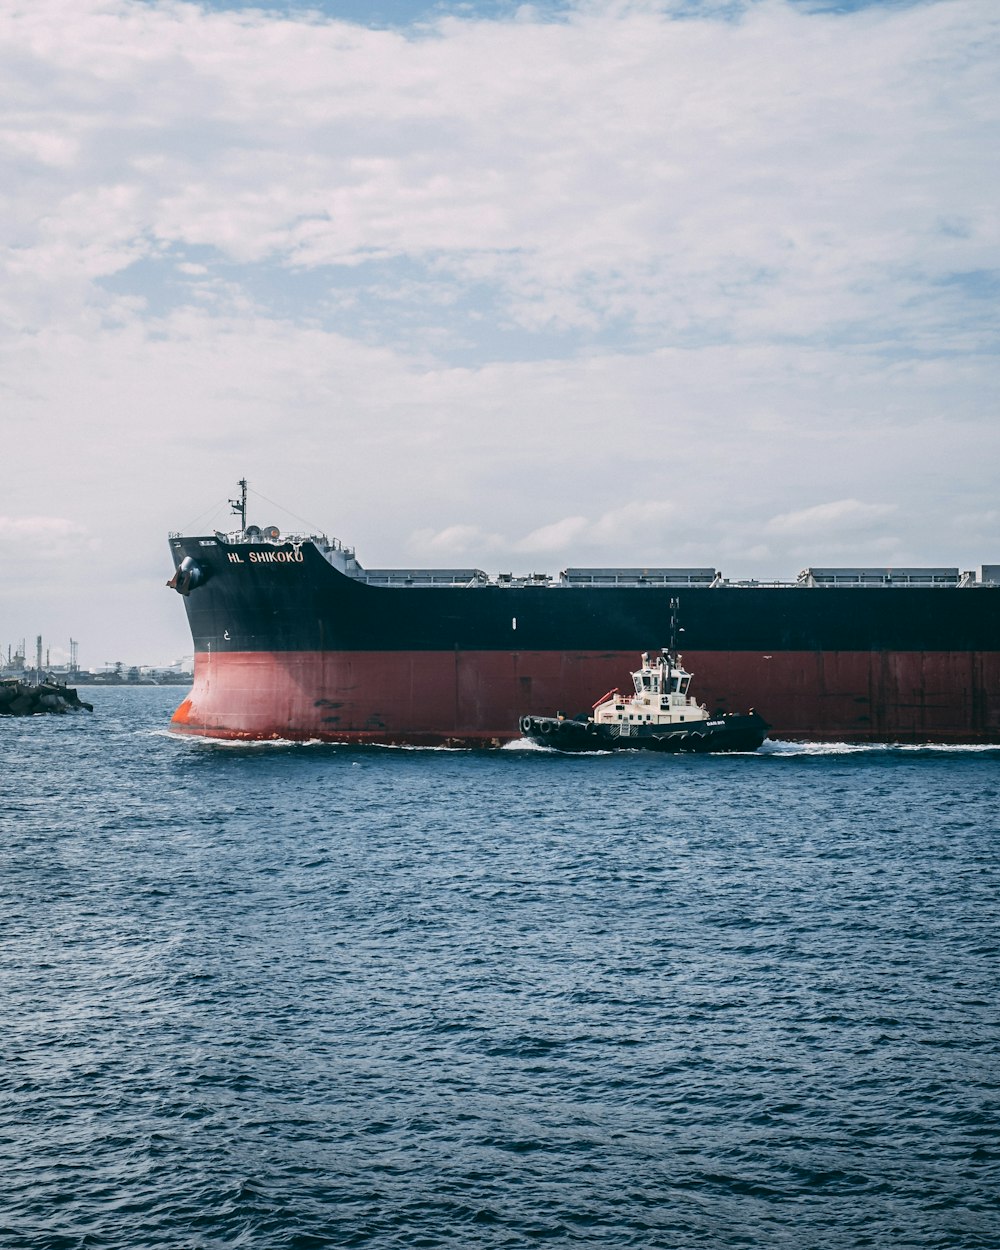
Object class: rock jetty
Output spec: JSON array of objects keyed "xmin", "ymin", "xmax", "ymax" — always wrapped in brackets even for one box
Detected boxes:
[{"xmin": 0, "ymin": 679, "xmax": 94, "ymax": 716}]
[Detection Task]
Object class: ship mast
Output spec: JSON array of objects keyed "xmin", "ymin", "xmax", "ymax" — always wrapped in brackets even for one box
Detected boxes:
[{"xmin": 229, "ymin": 478, "xmax": 248, "ymax": 532}]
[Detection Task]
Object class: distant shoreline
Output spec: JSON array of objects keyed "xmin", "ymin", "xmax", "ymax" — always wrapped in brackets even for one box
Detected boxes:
[
  {"xmin": 0, "ymin": 674, "xmax": 192, "ymax": 687},
  {"xmin": 71, "ymin": 676, "xmax": 193, "ymax": 686}
]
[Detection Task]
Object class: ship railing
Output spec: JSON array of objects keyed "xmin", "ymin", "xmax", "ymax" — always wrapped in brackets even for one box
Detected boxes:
[
  {"xmin": 959, "ymin": 569, "xmax": 1000, "ymax": 587},
  {"xmin": 209, "ymin": 528, "xmax": 341, "ymax": 549},
  {"xmin": 796, "ymin": 567, "xmax": 961, "ymax": 588},
  {"xmin": 560, "ymin": 568, "xmax": 718, "ymax": 587},
  {"xmin": 716, "ymin": 579, "xmax": 798, "ymax": 588},
  {"xmin": 360, "ymin": 569, "xmax": 490, "ymax": 587},
  {"xmin": 495, "ymin": 572, "xmax": 557, "ymax": 586}
]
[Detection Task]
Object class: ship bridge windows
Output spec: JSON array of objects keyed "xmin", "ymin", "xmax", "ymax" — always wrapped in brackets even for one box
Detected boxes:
[{"xmin": 635, "ymin": 673, "xmax": 663, "ymax": 695}]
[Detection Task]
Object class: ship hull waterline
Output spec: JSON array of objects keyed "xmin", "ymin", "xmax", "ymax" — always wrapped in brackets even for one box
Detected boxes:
[{"xmin": 169, "ymin": 648, "xmax": 1000, "ymax": 746}]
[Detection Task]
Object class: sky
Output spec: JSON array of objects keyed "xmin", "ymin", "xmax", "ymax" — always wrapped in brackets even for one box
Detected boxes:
[{"xmin": 1, "ymin": 0, "xmax": 997, "ymax": 667}]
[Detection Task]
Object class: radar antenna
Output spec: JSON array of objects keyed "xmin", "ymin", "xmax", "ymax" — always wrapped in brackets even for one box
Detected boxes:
[
  {"xmin": 664, "ymin": 596, "xmax": 681, "ymax": 666},
  {"xmin": 229, "ymin": 478, "xmax": 248, "ymax": 532},
  {"xmin": 660, "ymin": 595, "xmax": 685, "ymax": 675}
]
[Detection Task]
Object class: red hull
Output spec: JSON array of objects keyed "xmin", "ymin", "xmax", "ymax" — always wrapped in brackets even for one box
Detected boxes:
[{"xmin": 170, "ymin": 649, "xmax": 1000, "ymax": 745}]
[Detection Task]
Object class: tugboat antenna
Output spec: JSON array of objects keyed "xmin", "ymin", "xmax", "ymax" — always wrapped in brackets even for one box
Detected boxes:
[{"xmin": 229, "ymin": 478, "xmax": 248, "ymax": 531}]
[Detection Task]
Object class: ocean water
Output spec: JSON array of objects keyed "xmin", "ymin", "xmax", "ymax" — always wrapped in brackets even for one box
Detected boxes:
[{"xmin": 2, "ymin": 688, "xmax": 998, "ymax": 1250}]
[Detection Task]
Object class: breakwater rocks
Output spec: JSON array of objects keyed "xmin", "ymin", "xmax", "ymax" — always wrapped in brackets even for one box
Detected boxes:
[{"xmin": 0, "ymin": 679, "xmax": 94, "ymax": 716}]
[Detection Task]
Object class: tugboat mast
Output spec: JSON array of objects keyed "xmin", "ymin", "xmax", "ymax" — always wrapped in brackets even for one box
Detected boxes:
[
  {"xmin": 229, "ymin": 478, "xmax": 248, "ymax": 532},
  {"xmin": 666, "ymin": 596, "xmax": 680, "ymax": 664}
]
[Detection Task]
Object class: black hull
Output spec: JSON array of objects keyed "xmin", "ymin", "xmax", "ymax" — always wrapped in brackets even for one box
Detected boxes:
[
  {"xmin": 518, "ymin": 712, "xmax": 769, "ymax": 753},
  {"xmin": 170, "ymin": 540, "xmax": 998, "ymax": 655}
]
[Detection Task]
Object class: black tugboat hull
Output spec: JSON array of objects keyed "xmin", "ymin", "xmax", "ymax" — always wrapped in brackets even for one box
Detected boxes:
[{"xmin": 518, "ymin": 713, "xmax": 769, "ymax": 753}]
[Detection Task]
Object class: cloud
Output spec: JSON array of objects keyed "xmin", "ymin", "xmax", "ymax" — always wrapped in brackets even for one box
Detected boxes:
[
  {"xmin": 764, "ymin": 499, "xmax": 898, "ymax": 537},
  {"xmin": 407, "ymin": 524, "xmax": 504, "ymax": 556},
  {"xmin": 515, "ymin": 501, "xmax": 681, "ymax": 552},
  {"xmin": 0, "ymin": 515, "xmax": 95, "ymax": 558},
  {"xmin": 515, "ymin": 515, "xmax": 589, "ymax": 553},
  {"xmin": 590, "ymin": 500, "xmax": 676, "ymax": 545},
  {"xmin": 1, "ymin": 0, "xmax": 997, "ymax": 353},
  {"xmin": 0, "ymin": 516, "xmax": 101, "ymax": 632},
  {"xmin": 952, "ymin": 509, "xmax": 999, "ymax": 528},
  {"xmin": 413, "ymin": 500, "xmax": 679, "ymax": 561}
]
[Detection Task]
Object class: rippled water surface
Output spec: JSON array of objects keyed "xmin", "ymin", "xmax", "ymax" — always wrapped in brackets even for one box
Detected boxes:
[{"xmin": 2, "ymin": 688, "xmax": 998, "ymax": 1249}]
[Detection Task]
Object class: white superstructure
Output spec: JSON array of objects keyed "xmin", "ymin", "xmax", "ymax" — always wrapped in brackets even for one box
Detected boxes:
[{"xmin": 591, "ymin": 650, "xmax": 711, "ymax": 733}]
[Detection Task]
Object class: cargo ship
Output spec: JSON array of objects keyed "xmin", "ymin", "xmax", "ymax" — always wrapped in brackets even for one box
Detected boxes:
[{"xmin": 167, "ymin": 484, "xmax": 1000, "ymax": 745}]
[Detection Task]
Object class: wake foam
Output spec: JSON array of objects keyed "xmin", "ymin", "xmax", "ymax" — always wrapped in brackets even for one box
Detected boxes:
[{"xmin": 760, "ymin": 739, "xmax": 999, "ymax": 757}]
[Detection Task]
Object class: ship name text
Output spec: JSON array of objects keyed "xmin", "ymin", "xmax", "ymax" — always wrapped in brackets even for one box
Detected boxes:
[{"xmin": 228, "ymin": 550, "xmax": 305, "ymax": 565}]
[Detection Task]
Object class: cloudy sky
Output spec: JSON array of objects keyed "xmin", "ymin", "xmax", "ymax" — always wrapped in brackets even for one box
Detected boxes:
[{"xmin": 1, "ymin": 0, "xmax": 997, "ymax": 666}]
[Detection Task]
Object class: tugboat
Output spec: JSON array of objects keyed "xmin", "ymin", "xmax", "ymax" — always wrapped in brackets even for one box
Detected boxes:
[{"xmin": 518, "ymin": 601, "xmax": 768, "ymax": 753}]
